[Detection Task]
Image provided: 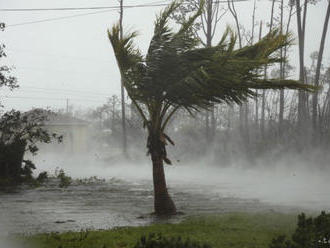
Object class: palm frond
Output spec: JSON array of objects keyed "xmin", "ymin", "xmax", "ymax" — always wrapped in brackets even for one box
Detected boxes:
[
  {"xmin": 107, "ymin": 0, "xmax": 316, "ymax": 124},
  {"xmin": 107, "ymin": 24, "xmax": 141, "ymax": 73}
]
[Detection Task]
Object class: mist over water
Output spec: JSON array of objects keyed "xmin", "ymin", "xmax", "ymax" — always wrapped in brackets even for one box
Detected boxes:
[
  {"xmin": 34, "ymin": 151, "xmax": 330, "ymax": 210},
  {"xmin": 1, "ymin": 150, "xmax": 329, "ymax": 238}
]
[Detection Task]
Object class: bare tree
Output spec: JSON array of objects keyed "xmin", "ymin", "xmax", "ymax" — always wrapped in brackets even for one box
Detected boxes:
[
  {"xmin": 227, "ymin": 0, "xmax": 246, "ymax": 143},
  {"xmin": 227, "ymin": 0, "xmax": 242, "ymax": 48},
  {"xmin": 172, "ymin": 0, "xmax": 227, "ymax": 142},
  {"xmin": 261, "ymin": 0, "xmax": 276, "ymax": 139},
  {"xmin": 312, "ymin": 0, "xmax": 330, "ymax": 138},
  {"xmin": 296, "ymin": 0, "xmax": 309, "ymax": 127},
  {"xmin": 279, "ymin": 0, "xmax": 294, "ymax": 134}
]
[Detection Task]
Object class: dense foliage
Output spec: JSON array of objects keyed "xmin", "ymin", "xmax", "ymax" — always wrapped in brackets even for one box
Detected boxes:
[
  {"xmin": 270, "ymin": 212, "xmax": 330, "ymax": 248},
  {"xmin": 0, "ymin": 109, "xmax": 62, "ymax": 187}
]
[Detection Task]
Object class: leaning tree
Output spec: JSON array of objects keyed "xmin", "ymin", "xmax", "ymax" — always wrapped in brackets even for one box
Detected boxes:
[
  {"xmin": 108, "ymin": 0, "xmax": 314, "ymax": 216},
  {"xmin": 0, "ymin": 109, "xmax": 62, "ymax": 186}
]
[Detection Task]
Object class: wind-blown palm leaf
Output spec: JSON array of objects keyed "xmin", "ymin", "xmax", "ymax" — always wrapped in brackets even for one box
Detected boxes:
[
  {"xmin": 108, "ymin": 0, "xmax": 316, "ymax": 164},
  {"xmin": 107, "ymin": 25, "xmax": 141, "ymax": 73}
]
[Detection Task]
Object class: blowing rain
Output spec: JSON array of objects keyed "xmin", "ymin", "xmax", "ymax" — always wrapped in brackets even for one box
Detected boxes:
[{"xmin": 1, "ymin": 0, "xmax": 330, "ymax": 248}]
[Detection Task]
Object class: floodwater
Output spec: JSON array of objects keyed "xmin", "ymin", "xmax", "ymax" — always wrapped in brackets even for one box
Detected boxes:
[{"xmin": 0, "ymin": 154, "xmax": 329, "ymax": 235}]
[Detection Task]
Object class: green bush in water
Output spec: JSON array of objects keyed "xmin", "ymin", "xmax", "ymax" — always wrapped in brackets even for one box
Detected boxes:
[
  {"xmin": 134, "ymin": 233, "xmax": 212, "ymax": 248},
  {"xmin": 36, "ymin": 171, "xmax": 48, "ymax": 184},
  {"xmin": 269, "ymin": 211, "xmax": 330, "ymax": 248},
  {"xmin": 57, "ymin": 169, "xmax": 72, "ymax": 188}
]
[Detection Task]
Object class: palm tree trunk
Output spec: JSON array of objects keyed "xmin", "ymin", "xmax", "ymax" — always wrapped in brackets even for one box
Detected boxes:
[
  {"xmin": 148, "ymin": 128, "xmax": 176, "ymax": 216},
  {"xmin": 151, "ymin": 148, "xmax": 176, "ymax": 216}
]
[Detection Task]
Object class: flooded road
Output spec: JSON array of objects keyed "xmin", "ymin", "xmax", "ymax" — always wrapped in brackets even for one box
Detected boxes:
[
  {"xmin": 0, "ymin": 177, "xmax": 274, "ymax": 235},
  {"xmin": 1, "ymin": 155, "xmax": 329, "ymax": 235}
]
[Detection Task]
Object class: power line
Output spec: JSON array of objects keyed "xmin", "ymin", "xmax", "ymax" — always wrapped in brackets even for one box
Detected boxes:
[
  {"xmin": 7, "ymin": 48, "xmax": 113, "ymax": 63},
  {"xmin": 1, "ymin": 0, "xmax": 248, "ymax": 12},
  {"xmin": 1, "ymin": 95, "xmax": 106, "ymax": 103},
  {"xmin": 4, "ymin": 1, "xmax": 171, "ymax": 27},
  {"xmin": 19, "ymin": 86, "xmax": 113, "ymax": 97},
  {"xmin": 0, "ymin": 2, "xmax": 171, "ymax": 12},
  {"xmin": 4, "ymin": 2, "xmax": 167, "ymax": 28},
  {"xmin": 3, "ymin": 0, "xmax": 249, "ymax": 28},
  {"xmin": 13, "ymin": 90, "xmax": 110, "ymax": 101},
  {"xmin": 6, "ymin": 9, "xmax": 116, "ymax": 27}
]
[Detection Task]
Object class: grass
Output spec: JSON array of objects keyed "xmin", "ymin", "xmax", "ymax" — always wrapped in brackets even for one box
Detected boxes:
[{"xmin": 21, "ymin": 212, "xmax": 298, "ymax": 248}]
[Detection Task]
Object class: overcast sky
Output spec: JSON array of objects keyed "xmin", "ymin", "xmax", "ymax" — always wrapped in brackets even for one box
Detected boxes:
[{"xmin": 1, "ymin": 0, "xmax": 329, "ymax": 112}]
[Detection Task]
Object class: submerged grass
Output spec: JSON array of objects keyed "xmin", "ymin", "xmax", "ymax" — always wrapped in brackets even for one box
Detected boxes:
[{"xmin": 22, "ymin": 212, "xmax": 297, "ymax": 248}]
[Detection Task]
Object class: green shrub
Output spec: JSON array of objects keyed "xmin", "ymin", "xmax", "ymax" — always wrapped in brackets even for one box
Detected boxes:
[
  {"xmin": 134, "ymin": 233, "xmax": 212, "ymax": 248},
  {"xmin": 36, "ymin": 171, "xmax": 48, "ymax": 184},
  {"xmin": 269, "ymin": 211, "xmax": 330, "ymax": 248},
  {"xmin": 56, "ymin": 169, "xmax": 72, "ymax": 188}
]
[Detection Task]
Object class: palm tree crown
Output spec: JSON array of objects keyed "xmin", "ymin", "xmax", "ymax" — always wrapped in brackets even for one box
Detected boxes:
[
  {"xmin": 108, "ymin": 0, "xmax": 313, "ymax": 163},
  {"xmin": 108, "ymin": 0, "xmax": 316, "ymax": 216}
]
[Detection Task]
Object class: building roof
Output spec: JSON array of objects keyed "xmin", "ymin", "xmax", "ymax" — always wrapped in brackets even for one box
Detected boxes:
[
  {"xmin": 23, "ymin": 108, "xmax": 89, "ymax": 126},
  {"xmin": 45, "ymin": 113, "xmax": 89, "ymax": 126}
]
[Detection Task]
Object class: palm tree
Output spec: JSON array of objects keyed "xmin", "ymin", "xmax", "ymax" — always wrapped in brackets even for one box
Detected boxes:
[{"xmin": 108, "ymin": 0, "xmax": 314, "ymax": 216}]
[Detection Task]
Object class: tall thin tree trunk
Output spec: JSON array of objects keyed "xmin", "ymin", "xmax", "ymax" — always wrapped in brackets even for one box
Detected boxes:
[
  {"xmin": 205, "ymin": 111, "xmax": 210, "ymax": 141},
  {"xmin": 206, "ymin": 0, "xmax": 216, "ymax": 142},
  {"xmin": 280, "ymin": 2, "xmax": 293, "ymax": 136},
  {"xmin": 312, "ymin": 0, "xmax": 330, "ymax": 138},
  {"xmin": 261, "ymin": 90, "xmax": 266, "ymax": 139},
  {"xmin": 244, "ymin": 0, "xmax": 257, "ymax": 146},
  {"xmin": 119, "ymin": 0, "xmax": 127, "ymax": 156},
  {"xmin": 261, "ymin": 0, "xmax": 275, "ymax": 140},
  {"xmin": 296, "ymin": 0, "xmax": 307, "ymax": 128},
  {"xmin": 228, "ymin": 0, "xmax": 245, "ymax": 143}
]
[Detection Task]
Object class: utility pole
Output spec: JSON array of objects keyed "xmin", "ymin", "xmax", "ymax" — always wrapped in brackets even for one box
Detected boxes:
[
  {"xmin": 256, "ymin": 21, "xmax": 262, "ymax": 127},
  {"xmin": 119, "ymin": 0, "xmax": 128, "ymax": 157},
  {"xmin": 66, "ymin": 98, "xmax": 69, "ymax": 114},
  {"xmin": 279, "ymin": 0, "xmax": 284, "ymax": 134}
]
